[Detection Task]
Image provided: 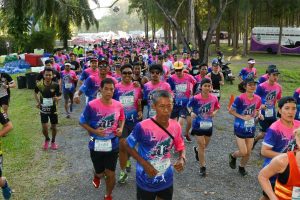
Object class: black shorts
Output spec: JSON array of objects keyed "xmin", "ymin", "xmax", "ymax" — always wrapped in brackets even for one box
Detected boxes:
[
  {"xmin": 0, "ymin": 96, "xmax": 10, "ymax": 106},
  {"xmin": 191, "ymin": 129, "xmax": 213, "ymax": 137},
  {"xmin": 259, "ymin": 118, "xmax": 277, "ymax": 132},
  {"xmin": 40, "ymin": 113, "xmax": 58, "ymax": 124},
  {"xmin": 262, "ymin": 181, "xmax": 275, "ymax": 197},
  {"xmin": 63, "ymin": 90, "xmax": 75, "ymax": 101},
  {"xmin": 170, "ymin": 106, "xmax": 190, "ymax": 119},
  {"xmin": 90, "ymin": 149, "xmax": 119, "ymax": 174},
  {"xmin": 137, "ymin": 185, "xmax": 173, "ymax": 200},
  {"xmin": 235, "ymin": 132, "xmax": 255, "ymax": 139},
  {"xmin": 121, "ymin": 122, "xmax": 135, "ymax": 138}
]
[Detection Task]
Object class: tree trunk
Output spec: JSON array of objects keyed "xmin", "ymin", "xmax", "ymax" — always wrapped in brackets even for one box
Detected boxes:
[
  {"xmin": 242, "ymin": 9, "xmax": 248, "ymax": 56},
  {"xmin": 216, "ymin": 25, "xmax": 220, "ymax": 49},
  {"xmin": 154, "ymin": 0, "xmax": 191, "ymax": 52},
  {"xmin": 277, "ymin": 18, "xmax": 283, "ymax": 55},
  {"xmin": 232, "ymin": 2, "xmax": 238, "ymax": 56},
  {"xmin": 152, "ymin": 18, "xmax": 156, "ymax": 41},
  {"xmin": 190, "ymin": 0, "xmax": 196, "ymax": 48}
]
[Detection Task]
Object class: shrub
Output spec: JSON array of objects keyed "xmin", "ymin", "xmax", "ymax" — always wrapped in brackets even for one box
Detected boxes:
[{"xmin": 24, "ymin": 30, "xmax": 56, "ymax": 53}]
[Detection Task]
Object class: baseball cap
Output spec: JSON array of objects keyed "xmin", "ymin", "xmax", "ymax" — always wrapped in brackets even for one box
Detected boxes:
[
  {"xmin": 268, "ymin": 67, "xmax": 280, "ymax": 74},
  {"xmin": 98, "ymin": 60, "xmax": 108, "ymax": 68},
  {"xmin": 173, "ymin": 61, "xmax": 184, "ymax": 70},
  {"xmin": 64, "ymin": 62, "xmax": 72, "ymax": 66},
  {"xmin": 211, "ymin": 58, "xmax": 219, "ymax": 66},
  {"xmin": 244, "ymin": 77, "xmax": 258, "ymax": 85},
  {"xmin": 90, "ymin": 57, "xmax": 98, "ymax": 62},
  {"xmin": 248, "ymin": 58, "xmax": 255, "ymax": 64}
]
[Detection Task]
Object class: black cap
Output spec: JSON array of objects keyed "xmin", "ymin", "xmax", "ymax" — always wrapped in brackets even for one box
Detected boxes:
[
  {"xmin": 268, "ymin": 67, "xmax": 280, "ymax": 74},
  {"xmin": 98, "ymin": 60, "xmax": 108, "ymax": 67},
  {"xmin": 244, "ymin": 77, "xmax": 258, "ymax": 85}
]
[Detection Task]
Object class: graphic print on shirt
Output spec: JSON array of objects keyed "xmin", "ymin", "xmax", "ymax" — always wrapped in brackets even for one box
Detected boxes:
[
  {"xmin": 265, "ymin": 90, "xmax": 277, "ymax": 105},
  {"xmin": 96, "ymin": 113, "xmax": 115, "ymax": 130}
]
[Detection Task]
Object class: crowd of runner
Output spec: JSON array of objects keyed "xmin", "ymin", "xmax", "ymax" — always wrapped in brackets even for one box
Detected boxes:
[{"xmin": 0, "ymin": 37, "xmax": 300, "ymax": 200}]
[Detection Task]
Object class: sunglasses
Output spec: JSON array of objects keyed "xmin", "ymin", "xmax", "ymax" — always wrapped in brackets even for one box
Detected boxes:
[
  {"xmin": 150, "ymin": 71, "xmax": 161, "ymax": 75},
  {"xmin": 122, "ymin": 71, "xmax": 133, "ymax": 75},
  {"xmin": 99, "ymin": 65, "xmax": 107, "ymax": 68},
  {"xmin": 175, "ymin": 69, "xmax": 183, "ymax": 72}
]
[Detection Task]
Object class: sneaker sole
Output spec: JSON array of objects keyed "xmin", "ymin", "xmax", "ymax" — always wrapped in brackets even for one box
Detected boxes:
[{"xmin": 193, "ymin": 146, "xmax": 199, "ymax": 161}]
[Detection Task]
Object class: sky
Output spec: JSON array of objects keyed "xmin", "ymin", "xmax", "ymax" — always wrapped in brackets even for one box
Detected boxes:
[{"xmin": 88, "ymin": 0, "xmax": 117, "ymax": 20}]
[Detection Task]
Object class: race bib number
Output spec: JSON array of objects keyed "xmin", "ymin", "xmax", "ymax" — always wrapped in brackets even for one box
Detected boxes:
[
  {"xmin": 94, "ymin": 139, "xmax": 112, "ymax": 152},
  {"xmin": 150, "ymin": 158, "xmax": 171, "ymax": 176},
  {"xmin": 43, "ymin": 98, "xmax": 53, "ymax": 107},
  {"xmin": 212, "ymin": 91, "xmax": 220, "ymax": 97},
  {"xmin": 97, "ymin": 92, "xmax": 102, "ymax": 99},
  {"xmin": 244, "ymin": 118, "xmax": 255, "ymax": 128},
  {"xmin": 149, "ymin": 108, "xmax": 156, "ymax": 118},
  {"xmin": 119, "ymin": 96, "xmax": 134, "ymax": 107},
  {"xmin": 292, "ymin": 186, "xmax": 300, "ymax": 200},
  {"xmin": 176, "ymin": 84, "xmax": 187, "ymax": 93},
  {"xmin": 265, "ymin": 108, "xmax": 274, "ymax": 118},
  {"xmin": 193, "ymin": 69, "xmax": 199, "ymax": 74},
  {"xmin": 200, "ymin": 121, "xmax": 212, "ymax": 130},
  {"xmin": 65, "ymin": 82, "xmax": 72, "ymax": 89}
]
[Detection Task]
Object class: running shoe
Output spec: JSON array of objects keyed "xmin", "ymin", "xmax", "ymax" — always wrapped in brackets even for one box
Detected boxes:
[
  {"xmin": 193, "ymin": 146, "xmax": 199, "ymax": 161},
  {"xmin": 43, "ymin": 140, "xmax": 49, "ymax": 150},
  {"xmin": 104, "ymin": 195, "xmax": 112, "ymax": 200},
  {"xmin": 184, "ymin": 135, "xmax": 192, "ymax": 143},
  {"xmin": 238, "ymin": 166, "xmax": 248, "ymax": 176},
  {"xmin": 229, "ymin": 153, "xmax": 236, "ymax": 169},
  {"xmin": 66, "ymin": 114, "xmax": 71, "ymax": 119},
  {"xmin": 252, "ymin": 138, "xmax": 258, "ymax": 150},
  {"xmin": 199, "ymin": 166, "xmax": 206, "ymax": 177},
  {"xmin": 125, "ymin": 160, "xmax": 131, "ymax": 173},
  {"xmin": 118, "ymin": 171, "xmax": 128, "ymax": 184},
  {"xmin": 93, "ymin": 176, "xmax": 101, "ymax": 188},
  {"xmin": 2, "ymin": 181, "xmax": 12, "ymax": 200},
  {"xmin": 50, "ymin": 142, "xmax": 58, "ymax": 150}
]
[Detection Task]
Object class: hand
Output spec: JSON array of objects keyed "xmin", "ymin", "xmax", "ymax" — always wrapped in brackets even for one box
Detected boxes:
[
  {"xmin": 210, "ymin": 111, "xmax": 217, "ymax": 118},
  {"xmin": 261, "ymin": 104, "xmax": 266, "ymax": 110},
  {"xmin": 74, "ymin": 95, "xmax": 80, "ymax": 104},
  {"xmin": 173, "ymin": 158, "xmax": 185, "ymax": 172},
  {"xmin": 258, "ymin": 113, "xmax": 264, "ymax": 121},
  {"xmin": 191, "ymin": 112, "xmax": 197, "ymax": 119},
  {"xmin": 138, "ymin": 111, "xmax": 143, "ymax": 120},
  {"xmin": 243, "ymin": 115, "xmax": 252, "ymax": 121},
  {"xmin": 36, "ymin": 103, "xmax": 41, "ymax": 109},
  {"xmin": 53, "ymin": 96, "xmax": 59, "ymax": 103},
  {"xmin": 115, "ymin": 128, "xmax": 122, "ymax": 137},
  {"xmin": 143, "ymin": 161, "xmax": 158, "ymax": 178},
  {"xmin": 94, "ymin": 128, "xmax": 105, "ymax": 137},
  {"xmin": 133, "ymin": 81, "xmax": 140, "ymax": 88}
]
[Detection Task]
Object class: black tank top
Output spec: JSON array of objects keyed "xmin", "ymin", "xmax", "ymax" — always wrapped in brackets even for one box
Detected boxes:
[{"xmin": 211, "ymin": 72, "xmax": 221, "ymax": 90}]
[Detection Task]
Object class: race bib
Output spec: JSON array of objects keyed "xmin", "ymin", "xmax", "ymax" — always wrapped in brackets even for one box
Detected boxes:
[
  {"xmin": 265, "ymin": 108, "xmax": 274, "ymax": 118},
  {"xmin": 292, "ymin": 186, "xmax": 300, "ymax": 200},
  {"xmin": 97, "ymin": 92, "xmax": 102, "ymax": 99},
  {"xmin": 176, "ymin": 84, "xmax": 187, "ymax": 93},
  {"xmin": 149, "ymin": 108, "xmax": 156, "ymax": 118},
  {"xmin": 212, "ymin": 91, "xmax": 220, "ymax": 97},
  {"xmin": 244, "ymin": 118, "xmax": 255, "ymax": 128},
  {"xmin": 65, "ymin": 82, "xmax": 72, "ymax": 89},
  {"xmin": 150, "ymin": 158, "xmax": 171, "ymax": 176},
  {"xmin": 200, "ymin": 121, "xmax": 212, "ymax": 130},
  {"xmin": 119, "ymin": 96, "xmax": 134, "ymax": 107},
  {"xmin": 94, "ymin": 139, "xmax": 112, "ymax": 152},
  {"xmin": 193, "ymin": 69, "xmax": 199, "ymax": 74},
  {"xmin": 43, "ymin": 98, "xmax": 53, "ymax": 107}
]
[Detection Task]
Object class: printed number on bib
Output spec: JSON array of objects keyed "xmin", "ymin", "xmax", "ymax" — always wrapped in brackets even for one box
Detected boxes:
[
  {"xmin": 265, "ymin": 108, "xmax": 274, "ymax": 118},
  {"xmin": 119, "ymin": 96, "xmax": 134, "ymax": 107},
  {"xmin": 212, "ymin": 90, "xmax": 220, "ymax": 97},
  {"xmin": 176, "ymin": 84, "xmax": 187, "ymax": 93},
  {"xmin": 200, "ymin": 121, "xmax": 212, "ymax": 130},
  {"xmin": 65, "ymin": 83, "xmax": 72, "ymax": 89},
  {"xmin": 292, "ymin": 186, "xmax": 300, "ymax": 200},
  {"xmin": 150, "ymin": 158, "xmax": 171, "ymax": 176},
  {"xmin": 94, "ymin": 139, "xmax": 112, "ymax": 152},
  {"xmin": 43, "ymin": 98, "xmax": 53, "ymax": 107},
  {"xmin": 149, "ymin": 108, "xmax": 157, "ymax": 118},
  {"xmin": 244, "ymin": 118, "xmax": 255, "ymax": 128},
  {"xmin": 97, "ymin": 92, "xmax": 102, "ymax": 99}
]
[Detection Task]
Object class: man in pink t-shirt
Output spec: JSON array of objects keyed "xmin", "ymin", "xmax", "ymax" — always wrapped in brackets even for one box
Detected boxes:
[
  {"xmin": 125, "ymin": 90, "xmax": 185, "ymax": 199},
  {"xmin": 80, "ymin": 78, "xmax": 125, "ymax": 200}
]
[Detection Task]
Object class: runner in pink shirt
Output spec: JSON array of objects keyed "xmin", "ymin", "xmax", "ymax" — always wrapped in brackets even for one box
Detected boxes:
[
  {"xmin": 125, "ymin": 90, "xmax": 185, "ymax": 199},
  {"xmin": 143, "ymin": 64, "xmax": 173, "ymax": 118},
  {"xmin": 113, "ymin": 64, "xmax": 143, "ymax": 184},
  {"xmin": 80, "ymin": 78, "xmax": 125, "ymax": 200},
  {"xmin": 180, "ymin": 52, "xmax": 192, "ymax": 70},
  {"xmin": 188, "ymin": 78, "xmax": 220, "ymax": 176},
  {"xmin": 168, "ymin": 61, "xmax": 196, "ymax": 143},
  {"xmin": 194, "ymin": 64, "xmax": 211, "ymax": 95}
]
